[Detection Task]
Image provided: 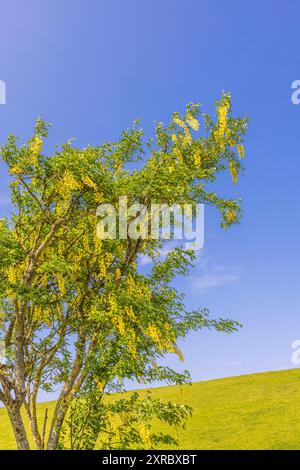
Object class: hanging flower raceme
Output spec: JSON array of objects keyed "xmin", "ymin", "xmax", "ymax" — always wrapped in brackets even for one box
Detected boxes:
[
  {"xmin": 186, "ymin": 112, "xmax": 200, "ymax": 131},
  {"xmin": 225, "ymin": 208, "xmax": 237, "ymax": 225},
  {"xmin": 29, "ymin": 135, "xmax": 43, "ymax": 164},
  {"xmin": 229, "ymin": 160, "xmax": 239, "ymax": 184},
  {"xmin": 237, "ymin": 143, "xmax": 245, "ymax": 158},
  {"xmin": 214, "ymin": 98, "xmax": 230, "ymax": 147}
]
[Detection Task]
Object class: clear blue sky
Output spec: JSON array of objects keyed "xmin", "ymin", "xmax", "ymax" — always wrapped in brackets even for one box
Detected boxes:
[{"xmin": 0, "ymin": 0, "xmax": 299, "ymax": 391}]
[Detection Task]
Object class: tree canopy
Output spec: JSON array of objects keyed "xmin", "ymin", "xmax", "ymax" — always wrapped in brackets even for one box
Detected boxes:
[{"xmin": 0, "ymin": 93, "xmax": 247, "ymax": 449}]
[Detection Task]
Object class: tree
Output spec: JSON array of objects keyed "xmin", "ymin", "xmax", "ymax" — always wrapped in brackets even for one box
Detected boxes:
[{"xmin": 0, "ymin": 93, "xmax": 247, "ymax": 450}]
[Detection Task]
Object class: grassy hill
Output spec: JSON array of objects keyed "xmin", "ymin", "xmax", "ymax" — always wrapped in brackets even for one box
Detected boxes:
[{"xmin": 1, "ymin": 368, "xmax": 300, "ymax": 450}]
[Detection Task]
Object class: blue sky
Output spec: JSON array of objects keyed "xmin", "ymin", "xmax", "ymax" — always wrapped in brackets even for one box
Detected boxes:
[{"xmin": 0, "ymin": 0, "xmax": 299, "ymax": 391}]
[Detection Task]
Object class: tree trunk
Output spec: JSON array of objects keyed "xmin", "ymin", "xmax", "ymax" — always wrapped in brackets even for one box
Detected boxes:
[
  {"xmin": 25, "ymin": 403, "xmax": 43, "ymax": 450},
  {"xmin": 47, "ymin": 332, "xmax": 88, "ymax": 450},
  {"xmin": 46, "ymin": 398, "xmax": 70, "ymax": 450},
  {"xmin": 7, "ymin": 404, "xmax": 30, "ymax": 450}
]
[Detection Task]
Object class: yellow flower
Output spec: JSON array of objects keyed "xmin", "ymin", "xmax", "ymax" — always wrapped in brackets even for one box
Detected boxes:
[
  {"xmin": 115, "ymin": 267, "xmax": 121, "ymax": 281},
  {"xmin": 34, "ymin": 305, "xmax": 43, "ymax": 321},
  {"xmin": 114, "ymin": 160, "xmax": 122, "ymax": 174},
  {"xmin": 99, "ymin": 258, "xmax": 107, "ymax": 278},
  {"xmin": 41, "ymin": 274, "xmax": 48, "ymax": 288},
  {"xmin": 237, "ymin": 144, "xmax": 245, "ymax": 158},
  {"xmin": 214, "ymin": 100, "xmax": 230, "ymax": 143},
  {"xmin": 173, "ymin": 116, "xmax": 186, "ymax": 128},
  {"xmin": 126, "ymin": 273, "xmax": 135, "ymax": 295},
  {"xmin": 94, "ymin": 231, "xmax": 102, "ymax": 253},
  {"xmin": 10, "ymin": 165, "xmax": 22, "ymax": 175},
  {"xmin": 127, "ymin": 328, "xmax": 137, "ymax": 357},
  {"xmin": 225, "ymin": 208, "xmax": 237, "ymax": 224},
  {"xmin": 177, "ymin": 127, "xmax": 192, "ymax": 147},
  {"xmin": 125, "ymin": 305, "xmax": 136, "ymax": 322},
  {"xmin": 55, "ymin": 201, "xmax": 64, "ymax": 217},
  {"xmin": 82, "ymin": 175, "xmax": 97, "ymax": 190},
  {"xmin": 229, "ymin": 160, "xmax": 238, "ymax": 184},
  {"xmin": 193, "ymin": 150, "xmax": 201, "ymax": 168},
  {"xmin": 112, "ymin": 316, "xmax": 125, "ymax": 335},
  {"xmin": 62, "ymin": 171, "xmax": 80, "ymax": 191},
  {"xmin": 183, "ymin": 127, "xmax": 192, "ymax": 145},
  {"xmin": 57, "ymin": 274, "xmax": 66, "ymax": 295},
  {"xmin": 7, "ymin": 266, "xmax": 17, "ymax": 284},
  {"xmin": 108, "ymin": 293, "xmax": 117, "ymax": 313},
  {"xmin": 146, "ymin": 324, "xmax": 161, "ymax": 345},
  {"xmin": 186, "ymin": 112, "xmax": 200, "ymax": 131},
  {"xmin": 29, "ymin": 135, "xmax": 43, "ymax": 158},
  {"xmin": 96, "ymin": 379, "xmax": 105, "ymax": 392},
  {"xmin": 173, "ymin": 147, "xmax": 183, "ymax": 161},
  {"xmin": 137, "ymin": 422, "xmax": 151, "ymax": 445}
]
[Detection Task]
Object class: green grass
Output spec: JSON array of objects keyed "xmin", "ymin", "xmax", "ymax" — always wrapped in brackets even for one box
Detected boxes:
[{"xmin": 1, "ymin": 368, "xmax": 300, "ymax": 450}]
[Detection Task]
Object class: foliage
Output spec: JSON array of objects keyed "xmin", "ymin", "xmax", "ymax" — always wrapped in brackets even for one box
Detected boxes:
[
  {"xmin": 63, "ymin": 388, "xmax": 191, "ymax": 450},
  {"xmin": 0, "ymin": 93, "xmax": 247, "ymax": 449}
]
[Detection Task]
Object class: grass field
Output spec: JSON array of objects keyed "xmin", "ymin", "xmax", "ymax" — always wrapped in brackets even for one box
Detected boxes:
[{"xmin": 1, "ymin": 368, "xmax": 300, "ymax": 450}]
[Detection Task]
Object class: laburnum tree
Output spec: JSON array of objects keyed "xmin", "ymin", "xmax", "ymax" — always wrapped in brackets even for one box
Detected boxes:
[{"xmin": 0, "ymin": 93, "xmax": 247, "ymax": 450}]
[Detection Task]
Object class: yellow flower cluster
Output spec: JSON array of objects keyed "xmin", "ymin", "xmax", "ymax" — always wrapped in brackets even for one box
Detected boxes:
[
  {"xmin": 181, "ymin": 128, "xmax": 192, "ymax": 146},
  {"xmin": 7, "ymin": 263, "xmax": 25, "ymax": 285},
  {"xmin": 62, "ymin": 171, "xmax": 81, "ymax": 191},
  {"xmin": 146, "ymin": 325, "xmax": 163, "ymax": 346},
  {"xmin": 126, "ymin": 274, "xmax": 151, "ymax": 301},
  {"xmin": 168, "ymin": 164, "xmax": 174, "ymax": 174},
  {"xmin": 112, "ymin": 315, "xmax": 125, "ymax": 335},
  {"xmin": 173, "ymin": 146, "xmax": 183, "ymax": 161},
  {"xmin": 41, "ymin": 274, "xmax": 48, "ymax": 287},
  {"xmin": 56, "ymin": 171, "xmax": 81, "ymax": 203},
  {"xmin": 126, "ymin": 273, "xmax": 135, "ymax": 296},
  {"xmin": 55, "ymin": 201, "xmax": 65, "ymax": 217},
  {"xmin": 29, "ymin": 135, "xmax": 43, "ymax": 164},
  {"xmin": 173, "ymin": 116, "xmax": 186, "ymax": 128},
  {"xmin": 10, "ymin": 165, "xmax": 22, "ymax": 175},
  {"xmin": 145, "ymin": 323, "xmax": 178, "ymax": 354},
  {"xmin": 33, "ymin": 305, "xmax": 51, "ymax": 326},
  {"xmin": 214, "ymin": 101, "xmax": 230, "ymax": 144},
  {"xmin": 57, "ymin": 274, "xmax": 66, "ymax": 295},
  {"xmin": 225, "ymin": 208, "xmax": 237, "ymax": 224},
  {"xmin": 111, "ymin": 305, "xmax": 140, "ymax": 356},
  {"xmin": 7, "ymin": 266, "xmax": 17, "ymax": 284},
  {"xmin": 137, "ymin": 422, "xmax": 151, "ymax": 445},
  {"xmin": 237, "ymin": 143, "xmax": 245, "ymax": 158},
  {"xmin": 108, "ymin": 293, "xmax": 118, "ymax": 314},
  {"xmin": 82, "ymin": 175, "xmax": 97, "ymax": 190},
  {"xmin": 193, "ymin": 150, "xmax": 201, "ymax": 168},
  {"xmin": 229, "ymin": 160, "xmax": 238, "ymax": 184},
  {"xmin": 0, "ymin": 311, "xmax": 5, "ymax": 326},
  {"xmin": 96, "ymin": 379, "xmax": 105, "ymax": 392},
  {"xmin": 93, "ymin": 231, "xmax": 102, "ymax": 254},
  {"xmin": 99, "ymin": 253, "xmax": 113, "ymax": 279},
  {"xmin": 124, "ymin": 305, "xmax": 137, "ymax": 322},
  {"xmin": 115, "ymin": 267, "xmax": 122, "ymax": 281},
  {"xmin": 127, "ymin": 328, "xmax": 137, "ymax": 357},
  {"xmin": 34, "ymin": 305, "xmax": 43, "ymax": 322},
  {"xmin": 173, "ymin": 115, "xmax": 192, "ymax": 146},
  {"xmin": 114, "ymin": 160, "xmax": 122, "ymax": 174},
  {"xmin": 186, "ymin": 112, "xmax": 200, "ymax": 131}
]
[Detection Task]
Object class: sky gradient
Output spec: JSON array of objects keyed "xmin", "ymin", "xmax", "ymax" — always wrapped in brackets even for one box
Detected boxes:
[{"xmin": 0, "ymin": 0, "xmax": 299, "ymax": 398}]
